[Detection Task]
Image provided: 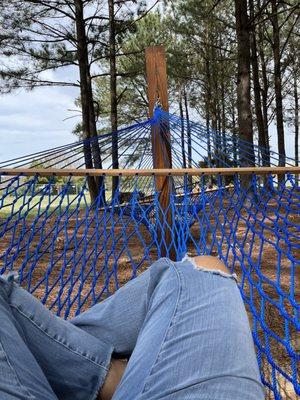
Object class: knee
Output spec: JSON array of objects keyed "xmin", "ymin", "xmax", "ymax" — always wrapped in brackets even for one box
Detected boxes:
[{"xmin": 191, "ymin": 256, "xmax": 230, "ymax": 274}]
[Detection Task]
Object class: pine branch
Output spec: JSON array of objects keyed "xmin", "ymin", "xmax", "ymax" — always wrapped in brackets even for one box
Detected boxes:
[
  {"xmin": 25, "ymin": 0, "xmax": 76, "ymax": 20},
  {"xmin": 116, "ymin": 0, "xmax": 160, "ymax": 35},
  {"xmin": 280, "ymin": 13, "xmax": 300, "ymax": 57}
]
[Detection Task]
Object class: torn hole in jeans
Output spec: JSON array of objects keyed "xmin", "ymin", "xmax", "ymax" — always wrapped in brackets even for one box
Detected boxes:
[{"xmin": 182, "ymin": 255, "xmax": 238, "ymax": 283}]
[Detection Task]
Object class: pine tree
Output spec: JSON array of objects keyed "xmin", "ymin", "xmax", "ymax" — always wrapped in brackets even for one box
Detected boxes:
[{"xmin": 0, "ymin": 0, "xmax": 108, "ymax": 202}]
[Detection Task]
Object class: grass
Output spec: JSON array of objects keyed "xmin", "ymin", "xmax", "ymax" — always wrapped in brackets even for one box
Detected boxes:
[
  {"xmin": 0, "ymin": 188, "xmax": 153, "ymax": 218},
  {"xmin": 0, "ymin": 194, "xmax": 92, "ymax": 218}
]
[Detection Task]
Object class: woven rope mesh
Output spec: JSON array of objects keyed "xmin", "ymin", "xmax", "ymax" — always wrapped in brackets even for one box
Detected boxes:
[{"xmin": 0, "ymin": 110, "xmax": 299, "ymax": 399}]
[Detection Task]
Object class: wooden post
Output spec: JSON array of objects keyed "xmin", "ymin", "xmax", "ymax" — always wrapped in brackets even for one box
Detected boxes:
[{"xmin": 145, "ymin": 46, "xmax": 174, "ymax": 259}]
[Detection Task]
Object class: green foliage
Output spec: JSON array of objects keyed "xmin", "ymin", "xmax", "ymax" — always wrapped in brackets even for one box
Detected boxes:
[
  {"xmin": 1, "ymin": 0, "xmax": 298, "ymax": 164},
  {"xmin": 92, "ymin": 12, "xmax": 192, "ymax": 127},
  {"xmin": 0, "ymin": 0, "xmax": 81, "ymax": 92}
]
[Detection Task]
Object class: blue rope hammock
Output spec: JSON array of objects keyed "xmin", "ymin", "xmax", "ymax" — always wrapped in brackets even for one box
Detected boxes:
[{"xmin": 0, "ymin": 108, "xmax": 299, "ymax": 399}]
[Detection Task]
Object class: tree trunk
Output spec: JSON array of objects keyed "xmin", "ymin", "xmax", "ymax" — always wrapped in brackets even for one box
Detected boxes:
[
  {"xmin": 257, "ymin": 9, "xmax": 270, "ymax": 162},
  {"xmin": 205, "ymin": 57, "xmax": 213, "ymax": 187},
  {"xmin": 270, "ymin": 0, "xmax": 286, "ymax": 168},
  {"xmin": 234, "ymin": 0, "xmax": 255, "ymax": 168},
  {"xmin": 205, "ymin": 97, "xmax": 213, "ymax": 187},
  {"xmin": 231, "ymin": 100, "xmax": 238, "ymax": 167},
  {"xmin": 249, "ymin": 0, "xmax": 270, "ymax": 166},
  {"xmin": 294, "ymin": 73, "xmax": 299, "ymax": 185},
  {"xmin": 205, "ymin": 104, "xmax": 212, "ymax": 166},
  {"xmin": 211, "ymin": 87, "xmax": 218, "ymax": 168},
  {"xmin": 179, "ymin": 96, "xmax": 187, "ymax": 168},
  {"xmin": 258, "ymin": 43, "xmax": 270, "ymax": 154},
  {"xmin": 108, "ymin": 0, "xmax": 119, "ymax": 196},
  {"xmin": 211, "ymin": 106, "xmax": 219, "ymax": 167},
  {"xmin": 207, "ymin": 44, "xmax": 219, "ymax": 169},
  {"xmin": 74, "ymin": 0, "xmax": 105, "ymax": 204},
  {"xmin": 216, "ymin": 100, "xmax": 222, "ymax": 167},
  {"xmin": 184, "ymin": 90, "xmax": 193, "ymax": 189},
  {"xmin": 221, "ymin": 78, "xmax": 227, "ymax": 165},
  {"xmin": 205, "ymin": 58, "xmax": 212, "ymax": 167}
]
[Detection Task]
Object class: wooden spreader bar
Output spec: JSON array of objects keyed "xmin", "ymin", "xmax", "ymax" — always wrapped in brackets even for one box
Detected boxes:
[{"xmin": 0, "ymin": 167, "xmax": 299, "ymax": 177}]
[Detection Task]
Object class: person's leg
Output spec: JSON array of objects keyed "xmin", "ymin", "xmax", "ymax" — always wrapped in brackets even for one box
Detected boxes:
[
  {"xmin": 71, "ymin": 259, "xmax": 172, "ymax": 357},
  {"xmin": 2, "ymin": 260, "xmax": 175, "ymax": 400},
  {"xmin": 3, "ymin": 255, "xmax": 265, "ymax": 400},
  {"xmin": 72, "ymin": 257, "xmax": 264, "ymax": 399},
  {"xmin": 71, "ymin": 257, "xmax": 235, "ymax": 355},
  {"xmin": 113, "ymin": 256, "xmax": 265, "ymax": 399},
  {"xmin": 0, "ymin": 274, "xmax": 58, "ymax": 400},
  {"xmin": 1, "ymin": 274, "xmax": 113, "ymax": 400}
]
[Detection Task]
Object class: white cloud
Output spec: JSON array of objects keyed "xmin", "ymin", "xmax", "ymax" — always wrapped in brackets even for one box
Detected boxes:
[{"xmin": 0, "ymin": 85, "xmax": 80, "ymax": 161}]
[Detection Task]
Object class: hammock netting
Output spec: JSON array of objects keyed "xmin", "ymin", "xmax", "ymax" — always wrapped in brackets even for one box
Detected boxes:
[{"xmin": 0, "ymin": 108, "xmax": 299, "ymax": 399}]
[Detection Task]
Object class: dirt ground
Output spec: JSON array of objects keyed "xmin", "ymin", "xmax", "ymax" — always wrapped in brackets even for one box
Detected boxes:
[{"xmin": 0, "ymin": 190, "xmax": 299, "ymax": 399}]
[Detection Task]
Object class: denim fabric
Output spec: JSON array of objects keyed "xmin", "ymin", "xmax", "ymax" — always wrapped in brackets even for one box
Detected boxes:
[
  {"xmin": 0, "ymin": 274, "xmax": 56, "ymax": 400},
  {"xmin": 0, "ymin": 273, "xmax": 113, "ymax": 400},
  {"xmin": 0, "ymin": 258, "xmax": 265, "ymax": 400},
  {"xmin": 72, "ymin": 258, "xmax": 265, "ymax": 399}
]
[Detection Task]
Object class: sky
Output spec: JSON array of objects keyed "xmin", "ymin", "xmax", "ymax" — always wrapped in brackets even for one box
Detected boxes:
[
  {"xmin": 0, "ymin": 0, "xmax": 296, "ymax": 165},
  {"xmin": 0, "ymin": 70, "xmax": 80, "ymax": 162},
  {"xmin": 0, "ymin": 69, "xmax": 296, "ymax": 164}
]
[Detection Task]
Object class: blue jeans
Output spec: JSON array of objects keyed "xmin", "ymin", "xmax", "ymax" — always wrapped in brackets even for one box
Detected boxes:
[{"xmin": 0, "ymin": 258, "xmax": 265, "ymax": 399}]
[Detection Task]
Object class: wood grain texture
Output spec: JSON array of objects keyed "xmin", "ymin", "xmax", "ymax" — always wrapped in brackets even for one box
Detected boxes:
[
  {"xmin": 145, "ymin": 46, "xmax": 169, "ymax": 118},
  {"xmin": 1, "ymin": 167, "xmax": 299, "ymax": 177},
  {"xmin": 145, "ymin": 45, "xmax": 173, "ymax": 258}
]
